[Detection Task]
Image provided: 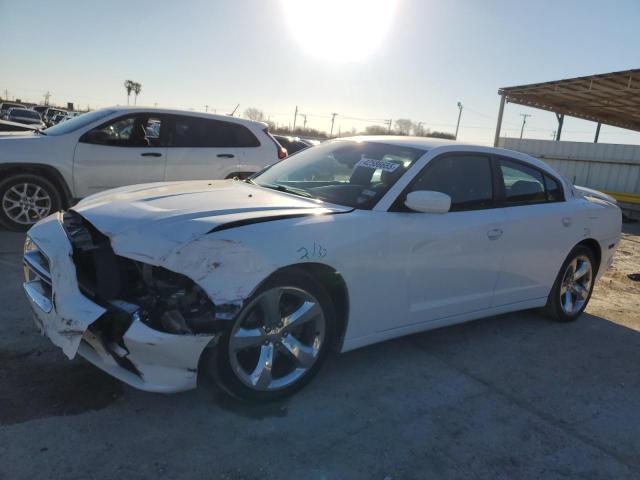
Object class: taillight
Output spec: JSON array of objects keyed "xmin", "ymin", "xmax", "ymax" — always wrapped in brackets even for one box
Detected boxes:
[{"xmin": 264, "ymin": 128, "xmax": 288, "ymax": 161}]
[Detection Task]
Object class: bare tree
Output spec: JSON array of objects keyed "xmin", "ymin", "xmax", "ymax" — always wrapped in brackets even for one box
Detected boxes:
[
  {"xmin": 426, "ymin": 130, "xmax": 455, "ymax": 140},
  {"xmin": 364, "ymin": 125, "xmax": 387, "ymax": 135},
  {"xmin": 124, "ymin": 80, "xmax": 134, "ymax": 105},
  {"xmin": 244, "ymin": 107, "xmax": 265, "ymax": 122},
  {"xmin": 394, "ymin": 118, "xmax": 413, "ymax": 135},
  {"xmin": 133, "ymin": 82, "xmax": 142, "ymax": 105}
]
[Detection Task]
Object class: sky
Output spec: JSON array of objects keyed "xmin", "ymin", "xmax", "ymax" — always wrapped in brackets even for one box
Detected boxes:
[{"xmin": 1, "ymin": 0, "xmax": 639, "ymax": 145}]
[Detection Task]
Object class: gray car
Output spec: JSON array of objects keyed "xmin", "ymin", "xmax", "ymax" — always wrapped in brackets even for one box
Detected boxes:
[
  {"xmin": 5, "ymin": 109, "xmax": 45, "ymax": 129},
  {"xmin": 0, "ymin": 102, "xmax": 26, "ymax": 118}
]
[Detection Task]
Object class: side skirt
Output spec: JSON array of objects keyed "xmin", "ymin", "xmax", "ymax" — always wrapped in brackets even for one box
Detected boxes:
[{"xmin": 340, "ymin": 297, "xmax": 547, "ymax": 353}]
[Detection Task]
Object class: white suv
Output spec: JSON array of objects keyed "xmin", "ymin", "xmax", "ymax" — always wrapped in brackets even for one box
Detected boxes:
[{"xmin": 0, "ymin": 107, "xmax": 286, "ymax": 230}]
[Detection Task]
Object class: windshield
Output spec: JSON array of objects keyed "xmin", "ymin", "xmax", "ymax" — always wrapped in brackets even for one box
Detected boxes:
[
  {"xmin": 253, "ymin": 140, "xmax": 426, "ymax": 209},
  {"xmin": 44, "ymin": 109, "xmax": 115, "ymax": 135}
]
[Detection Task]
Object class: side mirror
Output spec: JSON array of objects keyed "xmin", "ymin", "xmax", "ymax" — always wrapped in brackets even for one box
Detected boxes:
[
  {"xmin": 405, "ymin": 190, "xmax": 451, "ymax": 214},
  {"xmin": 80, "ymin": 129, "xmax": 109, "ymax": 145}
]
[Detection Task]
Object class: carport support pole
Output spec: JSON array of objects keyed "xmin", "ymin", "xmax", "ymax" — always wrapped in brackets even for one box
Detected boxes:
[
  {"xmin": 555, "ymin": 113, "xmax": 564, "ymax": 141},
  {"xmin": 594, "ymin": 122, "xmax": 601, "ymax": 143},
  {"xmin": 493, "ymin": 94, "xmax": 506, "ymax": 147}
]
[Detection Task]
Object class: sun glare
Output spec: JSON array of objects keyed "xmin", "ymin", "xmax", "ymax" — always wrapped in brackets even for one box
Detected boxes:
[{"xmin": 280, "ymin": 0, "xmax": 399, "ymax": 62}]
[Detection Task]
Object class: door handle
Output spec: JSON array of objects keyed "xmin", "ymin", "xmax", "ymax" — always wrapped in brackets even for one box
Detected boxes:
[
  {"xmin": 141, "ymin": 152, "xmax": 162, "ymax": 157},
  {"xmin": 217, "ymin": 153, "xmax": 235, "ymax": 158},
  {"xmin": 487, "ymin": 228, "xmax": 503, "ymax": 240}
]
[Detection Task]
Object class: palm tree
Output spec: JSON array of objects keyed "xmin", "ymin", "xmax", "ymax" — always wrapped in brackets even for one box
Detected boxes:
[
  {"xmin": 124, "ymin": 80, "xmax": 134, "ymax": 105},
  {"xmin": 133, "ymin": 82, "xmax": 142, "ymax": 105}
]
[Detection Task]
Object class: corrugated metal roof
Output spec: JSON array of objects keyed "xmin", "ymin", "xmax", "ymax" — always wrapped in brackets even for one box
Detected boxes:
[{"xmin": 499, "ymin": 69, "xmax": 640, "ymax": 131}]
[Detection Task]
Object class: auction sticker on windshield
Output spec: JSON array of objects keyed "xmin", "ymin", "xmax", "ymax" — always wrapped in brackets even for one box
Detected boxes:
[{"xmin": 356, "ymin": 156, "xmax": 400, "ymax": 172}]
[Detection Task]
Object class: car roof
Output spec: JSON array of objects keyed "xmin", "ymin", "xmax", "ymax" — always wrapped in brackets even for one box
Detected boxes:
[
  {"xmin": 339, "ymin": 135, "xmax": 462, "ymax": 150},
  {"xmin": 336, "ymin": 135, "xmax": 564, "ymax": 179},
  {"xmin": 104, "ymin": 106, "xmax": 267, "ymax": 128}
]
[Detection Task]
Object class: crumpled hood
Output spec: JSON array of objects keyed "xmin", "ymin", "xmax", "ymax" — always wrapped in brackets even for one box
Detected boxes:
[{"xmin": 73, "ymin": 180, "xmax": 350, "ymax": 261}]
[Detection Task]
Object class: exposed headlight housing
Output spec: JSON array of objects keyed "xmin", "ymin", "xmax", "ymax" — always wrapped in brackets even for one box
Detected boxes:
[
  {"xmin": 23, "ymin": 236, "xmax": 40, "ymax": 282},
  {"xmin": 24, "ymin": 236, "xmax": 38, "ymax": 253}
]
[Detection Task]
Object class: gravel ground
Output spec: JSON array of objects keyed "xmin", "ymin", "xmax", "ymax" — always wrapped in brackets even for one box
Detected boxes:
[
  {"xmin": 587, "ymin": 222, "xmax": 640, "ymax": 330},
  {"xmin": 0, "ymin": 224, "xmax": 638, "ymax": 480}
]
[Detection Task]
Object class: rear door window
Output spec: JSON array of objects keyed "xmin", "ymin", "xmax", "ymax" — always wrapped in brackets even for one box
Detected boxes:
[
  {"xmin": 499, "ymin": 158, "xmax": 562, "ymax": 205},
  {"xmin": 170, "ymin": 116, "xmax": 260, "ymax": 148}
]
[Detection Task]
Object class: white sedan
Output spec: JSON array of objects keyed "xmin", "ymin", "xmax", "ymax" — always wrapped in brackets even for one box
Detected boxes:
[{"xmin": 23, "ymin": 137, "xmax": 621, "ymax": 401}]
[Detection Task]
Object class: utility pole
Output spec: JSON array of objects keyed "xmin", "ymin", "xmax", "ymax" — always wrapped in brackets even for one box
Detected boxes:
[
  {"xmin": 205, "ymin": 105, "xmax": 209, "ymax": 112},
  {"xmin": 416, "ymin": 121, "xmax": 424, "ymax": 136},
  {"xmin": 3, "ymin": 89, "xmax": 8, "ymax": 101},
  {"xmin": 455, "ymin": 101, "xmax": 463, "ymax": 140},
  {"xmin": 293, "ymin": 106, "xmax": 298, "ymax": 130},
  {"xmin": 330, "ymin": 112, "xmax": 338, "ymax": 137},
  {"xmin": 43, "ymin": 91, "xmax": 51, "ymax": 106},
  {"xmin": 386, "ymin": 119, "xmax": 392, "ymax": 134},
  {"xmin": 301, "ymin": 114, "xmax": 307, "ymax": 130},
  {"xmin": 519, "ymin": 113, "xmax": 531, "ymax": 140}
]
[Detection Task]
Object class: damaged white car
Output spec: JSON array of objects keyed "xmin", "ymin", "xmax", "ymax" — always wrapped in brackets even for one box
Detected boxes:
[{"xmin": 23, "ymin": 137, "xmax": 621, "ymax": 400}]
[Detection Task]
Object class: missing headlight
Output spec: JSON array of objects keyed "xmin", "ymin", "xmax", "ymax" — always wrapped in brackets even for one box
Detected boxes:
[{"xmin": 63, "ymin": 210, "xmax": 218, "ymax": 335}]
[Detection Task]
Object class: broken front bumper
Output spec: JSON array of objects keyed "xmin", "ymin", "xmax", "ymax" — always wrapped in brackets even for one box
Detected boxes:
[{"xmin": 23, "ymin": 213, "xmax": 216, "ymax": 393}]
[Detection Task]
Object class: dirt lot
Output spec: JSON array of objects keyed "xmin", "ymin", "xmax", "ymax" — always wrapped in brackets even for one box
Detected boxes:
[
  {"xmin": 587, "ymin": 224, "xmax": 640, "ymax": 331},
  {"xmin": 0, "ymin": 224, "xmax": 639, "ymax": 480}
]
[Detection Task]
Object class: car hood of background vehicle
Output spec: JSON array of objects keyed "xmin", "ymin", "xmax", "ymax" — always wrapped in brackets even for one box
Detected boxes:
[
  {"xmin": 73, "ymin": 180, "xmax": 351, "ymax": 258},
  {"xmin": 0, "ymin": 132, "xmax": 45, "ymax": 141}
]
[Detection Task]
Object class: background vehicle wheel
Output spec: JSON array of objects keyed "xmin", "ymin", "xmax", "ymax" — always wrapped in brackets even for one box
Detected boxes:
[
  {"xmin": 209, "ymin": 269, "xmax": 336, "ymax": 401},
  {"xmin": 543, "ymin": 245, "xmax": 596, "ymax": 322},
  {"xmin": 0, "ymin": 174, "xmax": 62, "ymax": 231}
]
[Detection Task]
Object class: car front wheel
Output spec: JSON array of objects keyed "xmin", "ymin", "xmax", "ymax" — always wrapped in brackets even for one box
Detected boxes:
[
  {"xmin": 0, "ymin": 174, "xmax": 62, "ymax": 231},
  {"xmin": 544, "ymin": 245, "xmax": 596, "ymax": 322},
  {"xmin": 210, "ymin": 270, "xmax": 335, "ymax": 401}
]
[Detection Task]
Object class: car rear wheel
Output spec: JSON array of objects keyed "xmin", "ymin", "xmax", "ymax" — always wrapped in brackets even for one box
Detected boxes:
[
  {"xmin": 543, "ymin": 245, "xmax": 596, "ymax": 322},
  {"xmin": 210, "ymin": 270, "xmax": 335, "ymax": 401},
  {"xmin": 0, "ymin": 174, "xmax": 62, "ymax": 231}
]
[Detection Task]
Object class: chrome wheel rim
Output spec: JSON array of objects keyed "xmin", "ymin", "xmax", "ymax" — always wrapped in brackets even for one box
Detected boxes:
[
  {"xmin": 2, "ymin": 182, "xmax": 52, "ymax": 225},
  {"xmin": 228, "ymin": 287, "xmax": 325, "ymax": 391},
  {"xmin": 560, "ymin": 255, "xmax": 593, "ymax": 315}
]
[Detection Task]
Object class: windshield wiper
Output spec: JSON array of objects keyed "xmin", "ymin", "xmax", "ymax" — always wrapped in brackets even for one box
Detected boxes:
[
  {"xmin": 259, "ymin": 183, "xmax": 314, "ymax": 198},
  {"xmin": 34, "ymin": 128, "xmax": 47, "ymax": 135}
]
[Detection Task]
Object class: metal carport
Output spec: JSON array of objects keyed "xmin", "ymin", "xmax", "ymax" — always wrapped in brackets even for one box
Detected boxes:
[{"xmin": 494, "ymin": 69, "xmax": 640, "ymax": 146}]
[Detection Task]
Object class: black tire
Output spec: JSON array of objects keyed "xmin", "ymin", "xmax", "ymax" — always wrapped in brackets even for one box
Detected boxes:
[
  {"xmin": 0, "ymin": 173, "xmax": 63, "ymax": 231},
  {"xmin": 207, "ymin": 269, "xmax": 336, "ymax": 401},
  {"xmin": 543, "ymin": 245, "xmax": 597, "ymax": 322}
]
